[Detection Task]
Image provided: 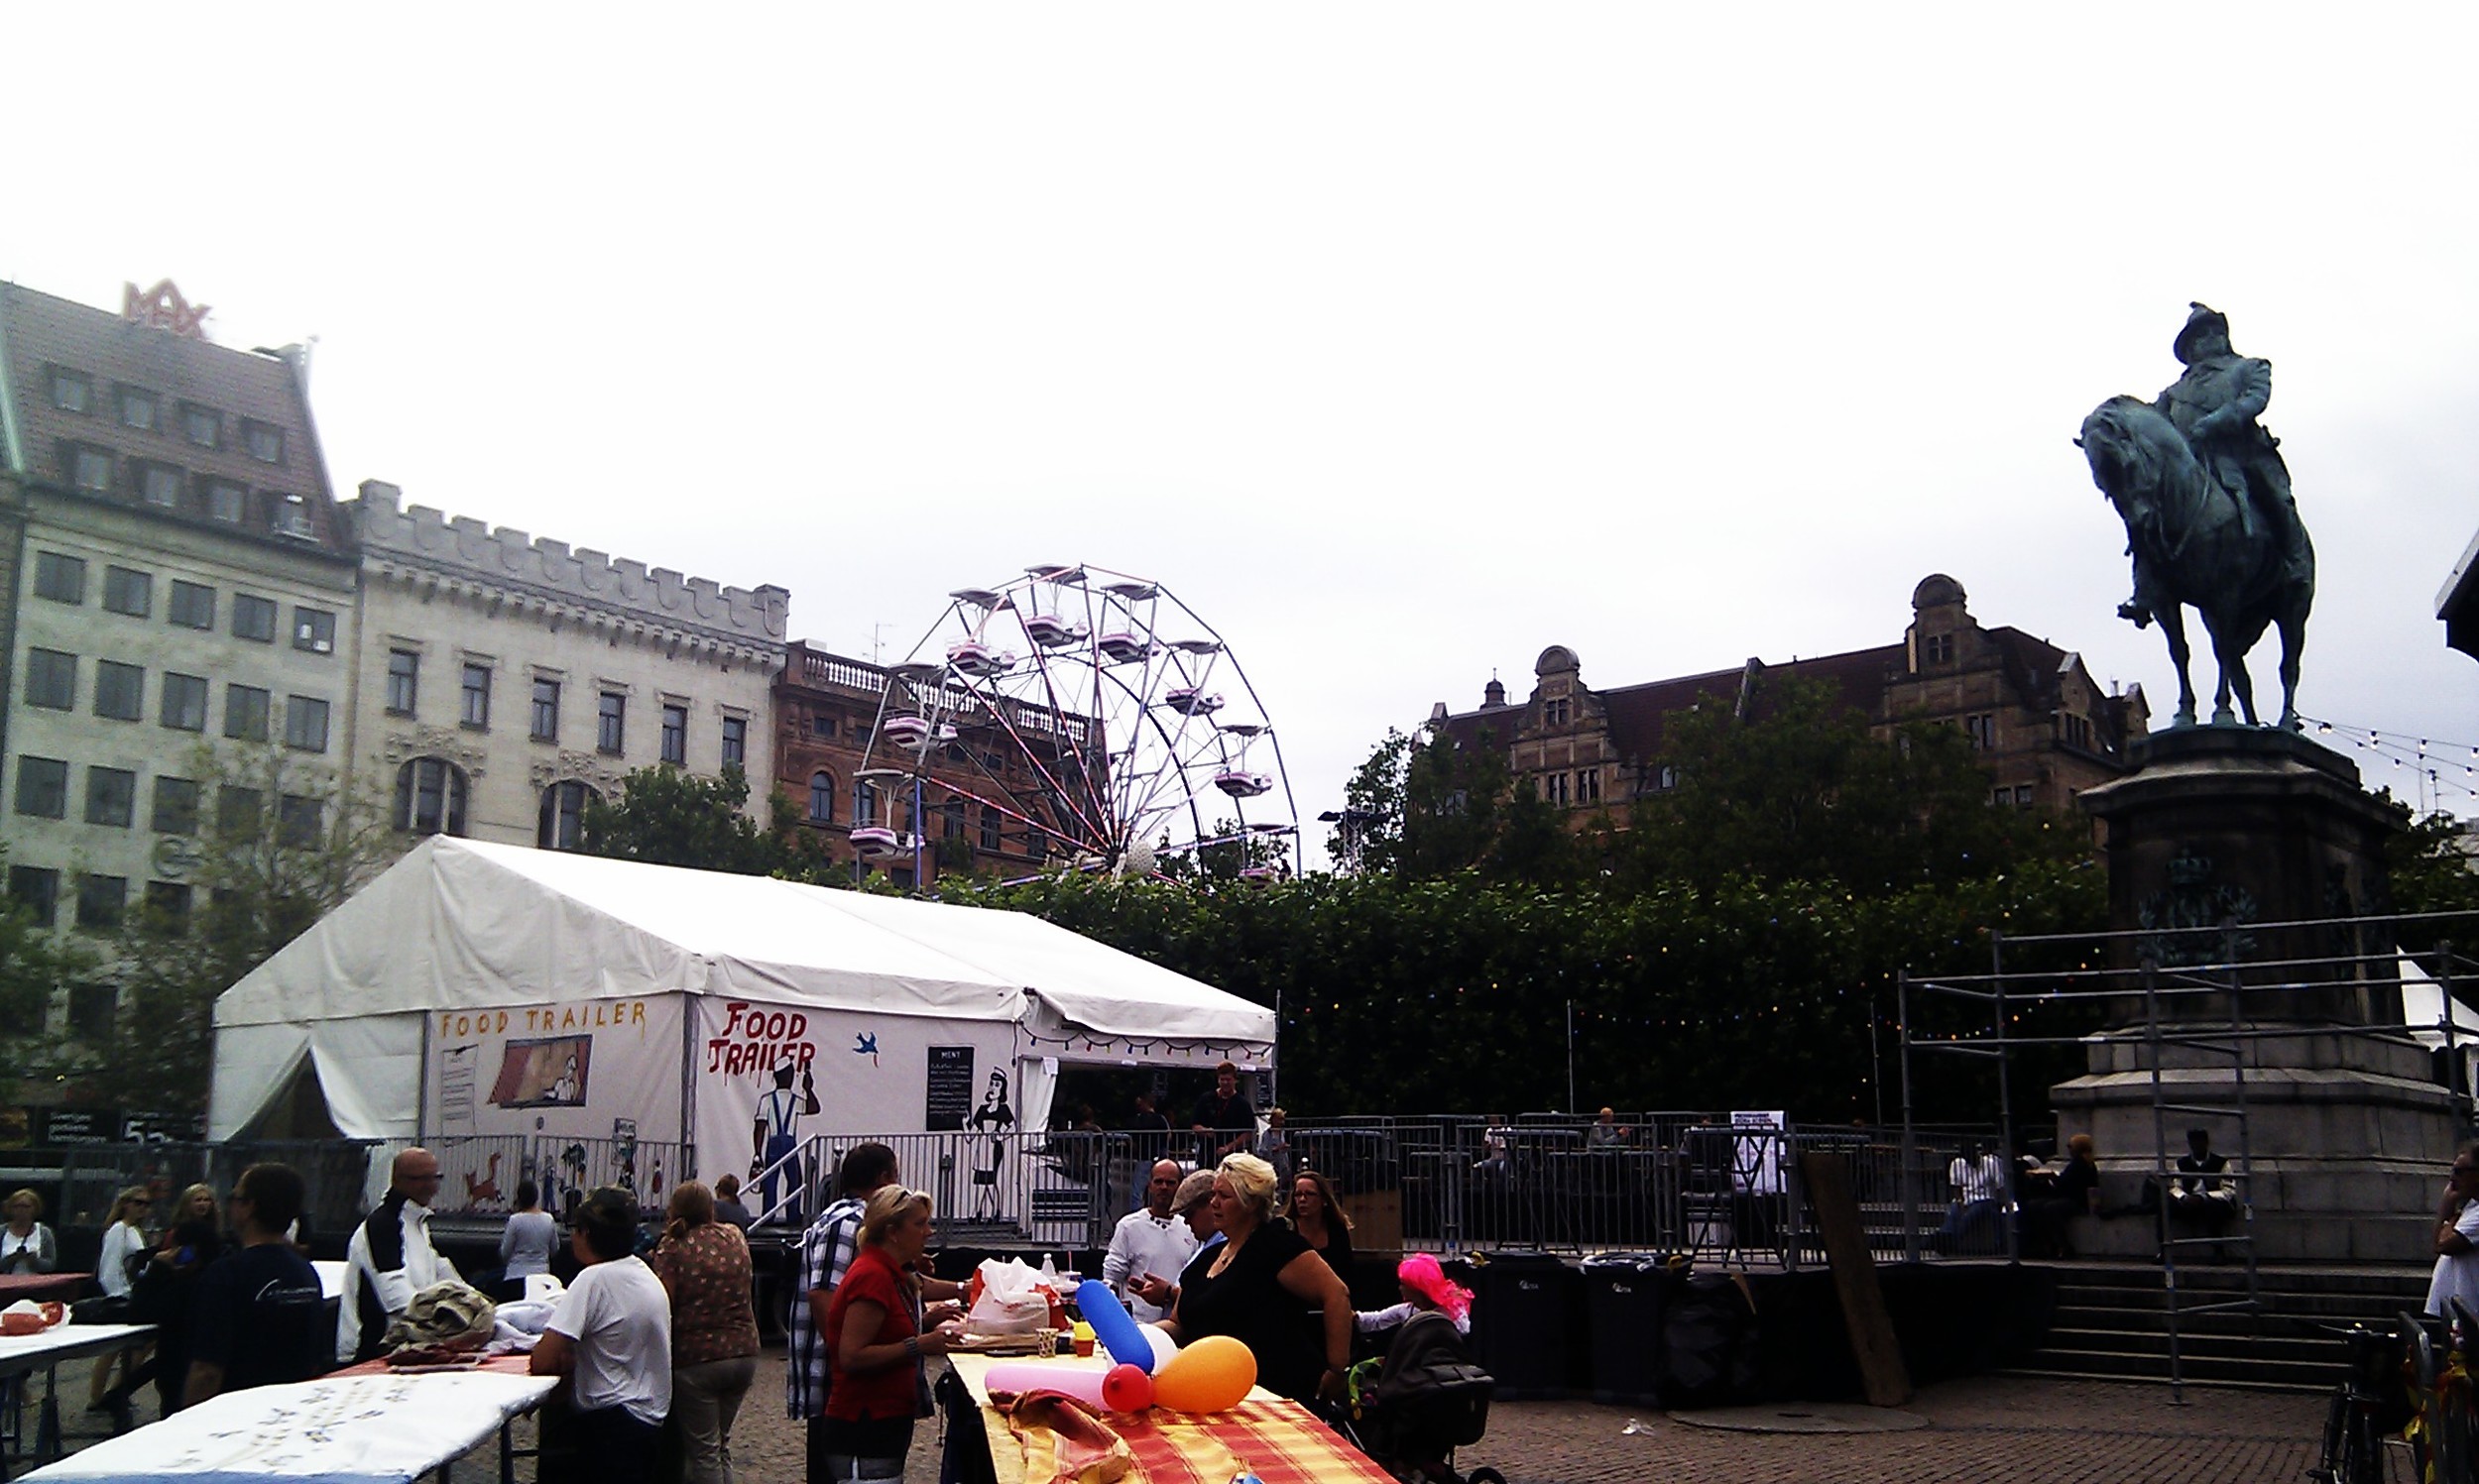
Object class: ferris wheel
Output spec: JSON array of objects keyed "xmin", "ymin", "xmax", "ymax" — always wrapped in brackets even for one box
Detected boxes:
[{"xmin": 851, "ymin": 564, "xmax": 1299, "ymax": 882}]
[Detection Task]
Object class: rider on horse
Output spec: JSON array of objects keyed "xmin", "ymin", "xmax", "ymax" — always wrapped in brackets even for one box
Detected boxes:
[{"xmin": 2120, "ymin": 302, "xmax": 2313, "ymax": 625}]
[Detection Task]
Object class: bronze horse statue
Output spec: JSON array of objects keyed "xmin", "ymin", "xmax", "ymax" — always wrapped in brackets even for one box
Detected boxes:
[{"xmin": 2078, "ymin": 394, "xmax": 2313, "ymax": 729}]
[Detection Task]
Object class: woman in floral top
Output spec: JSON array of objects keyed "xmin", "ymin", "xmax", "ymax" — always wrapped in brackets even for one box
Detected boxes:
[{"xmin": 650, "ymin": 1182, "xmax": 762, "ymax": 1484}]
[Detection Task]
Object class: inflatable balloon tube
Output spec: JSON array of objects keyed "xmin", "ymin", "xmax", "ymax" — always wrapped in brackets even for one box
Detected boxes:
[
  {"xmin": 1075, "ymin": 1279, "xmax": 1157, "ymax": 1373},
  {"xmin": 981, "ymin": 1360, "xmax": 1156, "ymax": 1414}
]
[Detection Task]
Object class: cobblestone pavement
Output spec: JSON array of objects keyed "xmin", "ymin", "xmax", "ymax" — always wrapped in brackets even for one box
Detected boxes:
[{"xmin": 43, "ymin": 1347, "xmax": 2392, "ymax": 1483}]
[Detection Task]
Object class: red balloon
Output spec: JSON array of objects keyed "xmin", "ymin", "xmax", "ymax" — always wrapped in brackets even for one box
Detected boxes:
[{"xmin": 1101, "ymin": 1361, "xmax": 1154, "ymax": 1413}]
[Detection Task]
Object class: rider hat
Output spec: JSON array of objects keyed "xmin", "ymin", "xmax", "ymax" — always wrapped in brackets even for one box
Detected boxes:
[{"xmin": 2173, "ymin": 301, "xmax": 2230, "ymax": 364}]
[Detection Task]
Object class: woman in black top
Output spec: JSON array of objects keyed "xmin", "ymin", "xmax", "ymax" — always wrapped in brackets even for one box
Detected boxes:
[
  {"xmin": 1162, "ymin": 1153, "xmax": 1353, "ymax": 1404},
  {"xmin": 1287, "ymin": 1169, "xmax": 1354, "ymax": 1279}
]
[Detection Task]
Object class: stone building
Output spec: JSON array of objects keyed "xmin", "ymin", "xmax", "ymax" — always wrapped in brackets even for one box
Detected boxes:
[
  {"xmin": 774, "ymin": 640, "xmax": 1094, "ymax": 888},
  {"xmin": 1433, "ymin": 574, "xmax": 2149, "ymax": 819},
  {"xmin": 0, "ymin": 280, "xmax": 359, "ymax": 1044},
  {"xmin": 343, "ymin": 482, "xmax": 786, "ymax": 849}
]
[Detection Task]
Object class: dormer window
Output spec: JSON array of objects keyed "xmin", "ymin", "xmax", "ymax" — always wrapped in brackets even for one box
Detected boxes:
[
  {"xmin": 139, "ymin": 463, "xmax": 182, "ymax": 508},
  {"xmin": 117, "ymin": 388, "xmax": 158, "ymax": 429},
  {"xmin": 271, "ymin": 494, "xmax": 313, "ymax": 539},
  {"xmin": 68, "ymin": 445, "xmax": 114, "ymax": 493},
  {"xmin": 1545, "ymin": 698, "xmax": 1570, "ymax": 726},
  {"xmin": 181, "ymin": 403, "xmax": 220, "ymax": 448},
  {"xmin": 1923, "ymin": 633, "xmax": 1954, "ymax": 665},
  {"xmin": 205, "ymin": 480, "xmax": 245, "ymax": 522},
  {"xmin": 49, "ymin": 370, "xmax": 91, "ymax": 413},
  {"xmin": 243, "ymin": 420, "xmax": 284, "ymax": 464}
]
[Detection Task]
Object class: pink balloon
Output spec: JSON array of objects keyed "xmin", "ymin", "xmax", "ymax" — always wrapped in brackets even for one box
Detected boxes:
[{"xmin": 1101, "ymin": 1362, "xmax": 1154, "ymax": 1413}]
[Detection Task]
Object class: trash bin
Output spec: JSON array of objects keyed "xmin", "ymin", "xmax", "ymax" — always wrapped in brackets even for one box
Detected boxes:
[
  {"xmin": 1584, "ymin": 1253, "xmax": 1677, "ymax": 1404},
  {"xmin": 1661, "ymin": 1271, "xmax": 1759, "ymax": 1408},
  {"xmin": 1469, "ymin": 1250, "xmax": 1585, "ymax": 1398}
]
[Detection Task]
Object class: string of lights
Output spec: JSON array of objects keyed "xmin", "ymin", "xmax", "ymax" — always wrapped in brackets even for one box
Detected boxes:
[{"xmin": 2299, "ymin": 715, "xmax": 2479, "ymax": 813}]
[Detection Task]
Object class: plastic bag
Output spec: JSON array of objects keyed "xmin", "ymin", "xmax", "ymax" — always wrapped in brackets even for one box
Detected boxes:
[{"xmin": 968, "ymin": 1257, "xmax": 1056, "ymax": 1335}]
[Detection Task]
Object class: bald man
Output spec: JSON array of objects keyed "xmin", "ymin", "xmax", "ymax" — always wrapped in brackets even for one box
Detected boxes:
[
  {"xmin": 338, "ymin": 1146, "xmax": 462, "ymax": 1362},
  {"xmin": 1103, "ymin": 1160, "xmax": 1197, "ymax": 1322}
]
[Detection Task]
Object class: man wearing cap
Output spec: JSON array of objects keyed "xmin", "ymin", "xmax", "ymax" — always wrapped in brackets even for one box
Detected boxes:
[{"xmin": 2136, "ymin": 302, "xmax": 2311, "ymax": 613}]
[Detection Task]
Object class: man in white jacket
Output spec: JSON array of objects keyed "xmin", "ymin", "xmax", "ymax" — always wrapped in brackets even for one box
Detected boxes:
[
  {"xmin": 338, "ymin": 1147, "xmax": 461, "ymax": 1362},
  {"xmin": 1102, "ymin": 1160, "xmax": 1197, "ymax": 1322}
]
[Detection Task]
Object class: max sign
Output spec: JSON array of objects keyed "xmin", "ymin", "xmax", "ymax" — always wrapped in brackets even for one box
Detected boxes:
[{"xmin": 706, "ymin": 1000, "xmax": 817, "ymax": 1076}]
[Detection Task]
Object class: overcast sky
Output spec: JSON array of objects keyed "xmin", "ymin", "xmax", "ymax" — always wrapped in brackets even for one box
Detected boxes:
[{"xmin": 11, "ymin": 8, "xmax": 2477, "ymax": 857}]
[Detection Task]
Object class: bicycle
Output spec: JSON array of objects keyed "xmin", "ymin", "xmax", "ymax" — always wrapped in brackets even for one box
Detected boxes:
[{"xmin": 2309, "ymin": 1320, "xmax": 2408, "ymax": 1484}]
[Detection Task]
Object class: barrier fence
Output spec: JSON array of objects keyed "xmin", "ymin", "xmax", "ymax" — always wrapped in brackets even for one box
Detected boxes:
[{"xmin": 2, "ymin": 1115, "xmax": 2019, "ymax": 1267}]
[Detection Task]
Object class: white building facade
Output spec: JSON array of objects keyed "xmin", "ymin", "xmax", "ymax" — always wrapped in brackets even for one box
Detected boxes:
[{"xmin": 343, "ymin": 482, "xmax": 786, "ymax": 850}]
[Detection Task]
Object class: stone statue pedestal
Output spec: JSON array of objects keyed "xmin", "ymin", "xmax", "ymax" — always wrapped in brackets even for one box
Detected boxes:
[{"xmin": 2050, "ymin": 727, "xmax": 2444, "ymax": 1262}]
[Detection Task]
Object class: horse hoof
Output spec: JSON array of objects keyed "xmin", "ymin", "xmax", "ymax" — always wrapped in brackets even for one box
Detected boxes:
[
  {"xmin": 2210, "ymin": 709, "xmax": 2237, "ymax": 726},
  {"xmin": 2279, "ymin": 712, "xmax": 2302, "ymax": 732}
]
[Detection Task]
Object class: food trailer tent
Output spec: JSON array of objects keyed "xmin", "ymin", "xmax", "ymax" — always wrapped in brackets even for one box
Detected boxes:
[{"xmin": 210, "ymin": 838, "xmax": 1276, "ymax": 1225}]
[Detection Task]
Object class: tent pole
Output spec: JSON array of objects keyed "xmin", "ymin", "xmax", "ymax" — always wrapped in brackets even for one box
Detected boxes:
[
  {"xmin": 416, "ymin": 1010, "xmax": 433, "ymax": 1143},
  {"xmin": 681, "ymin": 992, "xmax": 700, "ymax": 1182}
]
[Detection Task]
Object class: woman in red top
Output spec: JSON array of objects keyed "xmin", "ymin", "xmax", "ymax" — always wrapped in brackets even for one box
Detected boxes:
[{"xmin": 823, "ymin": 1186, "xmax": 956, "ymax": 1480}]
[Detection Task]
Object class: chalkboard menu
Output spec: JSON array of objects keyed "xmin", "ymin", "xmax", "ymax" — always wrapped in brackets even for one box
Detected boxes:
[{"xmin": 925, "ymin": 1046, "xmax": 976, "ymax": 1131}]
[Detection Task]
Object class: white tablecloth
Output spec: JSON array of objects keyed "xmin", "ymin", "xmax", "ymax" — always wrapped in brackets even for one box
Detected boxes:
[
  {"xmin": 0, "ymin": 1324, "xmax": 153, "ymax": 1378},
  {"xmin": 20, "ymin": 1370, "xmax": 558, "ymax": 1484}
]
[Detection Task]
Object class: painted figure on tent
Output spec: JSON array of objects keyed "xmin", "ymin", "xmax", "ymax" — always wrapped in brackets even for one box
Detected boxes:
[
  {"xmin": 969, "ymin": 1069, "xmax": 1015, "ymax": 1219},
  {"xmin": 752, "ymin": 1062, "xmax": 818, "ymax": 1224}
]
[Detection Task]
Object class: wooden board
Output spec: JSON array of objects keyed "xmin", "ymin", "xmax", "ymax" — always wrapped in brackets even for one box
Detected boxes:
[{"xmin": 1798, "ymin": 1150, "xmax": 1913, "ymax": 1408}]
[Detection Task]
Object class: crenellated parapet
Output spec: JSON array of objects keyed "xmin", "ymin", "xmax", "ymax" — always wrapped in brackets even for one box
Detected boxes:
[{"xmin": 346, "ymin": 480, "xmax": 788, "ymax": 669}]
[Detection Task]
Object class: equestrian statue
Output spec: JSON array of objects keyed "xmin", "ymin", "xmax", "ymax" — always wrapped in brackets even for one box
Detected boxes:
[{"xmin": 2078, "ymin": 302, "xmax": 2315, "ymax": 730}]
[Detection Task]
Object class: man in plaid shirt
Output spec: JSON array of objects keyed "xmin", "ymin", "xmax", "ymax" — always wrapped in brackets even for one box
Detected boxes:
[{"xmin": 787, "ymin": 1143, "xmax": 966, "ymax": 1480}]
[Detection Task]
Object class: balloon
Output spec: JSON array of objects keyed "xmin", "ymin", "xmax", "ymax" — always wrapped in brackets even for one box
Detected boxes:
[
  {"xmin": 1150, "ymin": 1334, "xmax": 1255, "ymax": 1413},
  {"xmin": 1138, "ymin": 1323, "xmax": 1178, "ymax": 1371},
  {"xmin": 982, "ymin": 1361, "xmax": 1113, "ymax": 1410},
  {"xmin": 1101, "ymin": 1362, "xmax": 1154, "ymax": 1413},
  {"xmin": 1075, "ymin": 1279, "xmax": 1157, "ymax": 1373}
]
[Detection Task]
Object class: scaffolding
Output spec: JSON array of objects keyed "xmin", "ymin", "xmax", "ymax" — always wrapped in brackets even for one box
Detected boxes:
[{"xmin": 1900, "ymin": 906, "xmax": 2479, "ymax": 1403}]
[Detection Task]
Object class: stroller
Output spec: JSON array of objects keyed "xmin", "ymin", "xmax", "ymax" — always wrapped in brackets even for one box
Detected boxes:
[{"xmin": 1336, "ymin": 1311, "xmax": 1504, "ymax": 1484}]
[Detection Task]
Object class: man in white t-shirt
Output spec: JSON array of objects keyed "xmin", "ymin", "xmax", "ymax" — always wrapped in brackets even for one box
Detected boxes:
[
  {"xmin": 1103, "ymin": 1160, "xmax": 1199, "ymax": 1322},
  {"xmin": 2427, "ymin": 1147, "xmax": 2479, "ymax": 1323},
  {"xmin": 532, "ymin": 1189, "xmax": 671, "ymax": 1484}
]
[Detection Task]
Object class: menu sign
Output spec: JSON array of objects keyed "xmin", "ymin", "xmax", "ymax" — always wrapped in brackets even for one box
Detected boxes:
[
  {"xmin": 43, "ymin": 1109, "xmax": 113, "ymax": 1146},
  {"xmin": 925, "ymin": 1045, "xmax": 976, "ymax": 1131}
]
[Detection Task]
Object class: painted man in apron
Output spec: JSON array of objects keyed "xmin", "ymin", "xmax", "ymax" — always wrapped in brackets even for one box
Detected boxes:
[{"xmin": 751, "ymin": 1062, "xmax": 819, "ymax": 1224}]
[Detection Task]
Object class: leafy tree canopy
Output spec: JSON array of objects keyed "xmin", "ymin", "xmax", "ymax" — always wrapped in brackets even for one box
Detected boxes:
[{"xmin": 580, "ymin": 764, "xmax": 799, "ymax": 876}]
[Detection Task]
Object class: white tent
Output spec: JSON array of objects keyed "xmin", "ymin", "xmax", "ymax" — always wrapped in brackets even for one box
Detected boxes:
[{"xmin": 212, "ymin": 838, "xmax": 1275, "ymax": 1211}]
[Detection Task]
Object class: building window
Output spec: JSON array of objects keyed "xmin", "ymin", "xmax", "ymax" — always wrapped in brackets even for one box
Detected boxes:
[
  {"xmin": 70, "ymin": 446, "xmax": 114, "ymax": 492},
  {"xmin": 942, "ymin": 798, "xmax": 967, "ymax": 840},
  {"xmin": 143, "ymin": 882, "xmax": 192, "ymax": 932},
  {"xmin": 67, "ymin": 982, "xmax": 118, "ymax": 1037},
  {"xmin": 279, "ymin": 794, "xmax": 324, "ymax": 848},
  {"xmin": 224, "ymin": 684, "xmax": 271, "ymax": 742},
  {"xmin": 218, "ymin": 786, "xmax": 264, "ymax": 836},
  {"xmin": 205, "ymin": 480, "xmax": 245, "ymax": 522},
  {"xmin": 33, "ymin": 551, "xmax": 85, "ymax": 604},
  {"xmin": 387, "ymin": 649, "xmax": 419, "ymax": 716},
  {"xmin": 24, "ymin": 648, "xmax": 74, "ymax": 711},
  {"xmin": 1965, "ymin": 713, "xmax": 1996, "ymax": 751},
  {"xmin": 285, "ymin": 695, "xmax": 331, "ymax": 751},
  {"xmin": 139, "ymin": 463, "xmax": 182, "ymax": 507},
  {"xmin": 50, "ymin": 369, "xmax": 91, "ymax": 413},
  {"xmin": 1923, "ymin": 632, "xmax": 1955, "ymax": 666},
  {"xmin": 854, "ymin": 782, "xmax": 878, "ymax": 827},
  {"xmin": 2013, "ymin": 785, "xmax": 2035, "ymax": 807},
  {"xmin": 292, "ymin": 606, "xmax": 335, "ymax": 653},
  {"xmin": 808, "ymin": 772, "xmax": 835, "ymax": 824},
  {"xmin": 810, "ymin": 715, "xmax": 837, "ymax": 739},
  {"xmin": 85, "ymin": 767, "xmax": 136, "ymax": 827},
  {"xmin": 169, "ymin": 580, "xmax": 214, "ymax": 628},
  {"xmin": 271, "ymin": 494, "xmax": 313, "ymax": 539},
  {"xmin": 7, "ymin": 867, "xmax": 59, "ymax": 928},
  {"xmin": 118, "ymin": 387, "xmax": 158, "ymax": 429},
  {"xmin": 152, "ymin": 777, "xmax": 199, "ymax": 835},
  {"xmin": 660, "ymin": 704, "xmax": 687, "ymax": 764},
  {"xmin": 2063, "ymin": 713, "xmax": 2092, "ymax": 750},
  {"xmin": 461, "ymin": 663, "xmax": 492, "ymax": 728},
  {"xmin": 597, "ymin": 692, "xmax": 626, "ymax": 753},
  {"xmin": 980, "ymin": 805, "xmax": 1003, "ymax": 852},
  {"xmin": 94, "ymin": 660, "xmax": 145, "ymax": 721},
  {"xmin": 243, "ymin": 419, "xmax": 285, "ymax": 464},
  {"xmin": 537, "ymin": 781, "xmax": 597, "ymax": 852},
  {"xmin": 181, "ymin": 403, "xmax": 219, "ymax": 447},
  {"xmin": 14, "ymin": 757, "xmax": 68, "ymax": 819},
  {"xmin": 1579, "ymin": 767, "xmax": 1601, "ymax": 803},
  {"xmin": 721, "ymin": 715, "xmax": 747, "ymax": 766},
  {"xmin": 103, "ymin": 566, "xmax": 153, "ymax": 618},
  {"xmin": 232, "ymin": 593, "xmax": 277, "ymax": 642},
  {"xmin": 1545, "ymin": 772, "xmax": 1570, "ymax": 806},
  {"xmin": 1545, "ymin": 698, "xmax": 1570, "ymax": 726},
  {"xmin": 160, "ymin": 672, "xmax": 208, "ymax": 732},
  {"xmin": 75, "ymin": 875, "xmax": 126, "ymax": 932},
  {"xmin": 395, "ymin": 757, "xmax": 469, "ymax": 837},
  {"xmin": 531, "ymin": 677, "xmax": 561, "ymax": 742},
  {"xmin": 1656, "ymin": 764, "xmax": 1678, "ymax": 792}
]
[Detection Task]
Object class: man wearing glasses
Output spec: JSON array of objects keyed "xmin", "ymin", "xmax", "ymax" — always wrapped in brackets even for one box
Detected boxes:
[
  {"xmin": 2426, "ymin": 1147, "xmax": 2479, "ymax": 1320},
  {"xmin": 338, "ymin": 1147, "xmax": 462, "ymax": 1363}
]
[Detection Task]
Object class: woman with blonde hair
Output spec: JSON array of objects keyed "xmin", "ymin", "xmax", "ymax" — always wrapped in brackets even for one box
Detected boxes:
[
  {"xmin": 650, "ymin": 1182, "xmax": 761, "ymax": 1484},
  {"xmin": 1161, "ymin": 1153, "xmax": 1353, "ymax": 1403},
  {"xmin": 85, "ymin": 1187, "xmax": 155, "ymax": 1410},
  {"xmin": 822, "ymin": 1186, "xmax": 957, "ymax": 1480},
  {"xmin": 0, "ymin": 1189, "xmax": 55, "ymax": 1274}
]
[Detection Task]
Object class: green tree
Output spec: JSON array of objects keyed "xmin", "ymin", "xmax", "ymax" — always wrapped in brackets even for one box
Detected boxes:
[
  {"xmin": 1336, "ymin": 724, "xmax": 1585, "ymax": 884},
  {"xmin": 580, "ymin": 764, "xmax": 793, "ymax": 875},
  {"xmin": 1614, "ymin": 676, "xmax": 2076, "ymax": 895},
  {"xmin": 0, "ymin": 842, "xmax": 99, "ymax": 1093},
  {"xmin": 92, "ymin": 742, "xmax": 392, "ymax": 1116}
]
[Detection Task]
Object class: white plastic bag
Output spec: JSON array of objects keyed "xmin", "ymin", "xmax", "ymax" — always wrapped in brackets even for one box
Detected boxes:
[{"xmin": 967, "ymin": 1257, "xmax": 1053, "ymax": 1335}]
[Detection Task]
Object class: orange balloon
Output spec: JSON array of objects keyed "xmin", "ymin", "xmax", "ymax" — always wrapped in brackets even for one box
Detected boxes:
[{"xmin": 1150, "ymin": 1334, "xmax": 1256, "ymax": 1413}]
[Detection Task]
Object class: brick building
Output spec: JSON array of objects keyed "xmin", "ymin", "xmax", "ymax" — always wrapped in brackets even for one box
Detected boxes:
[{"xmin": 1433, "ymin": 573, "xmax": 2149, "ymax": 819}]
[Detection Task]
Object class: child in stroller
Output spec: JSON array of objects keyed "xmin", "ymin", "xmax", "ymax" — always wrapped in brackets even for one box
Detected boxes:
[{"xmin": 1338, "ymin": 1257, "xmax": 1503, "ymax": 1484}]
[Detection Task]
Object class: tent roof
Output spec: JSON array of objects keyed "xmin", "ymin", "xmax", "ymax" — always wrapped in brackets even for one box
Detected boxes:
[{"xmin": 214, "ymin": 838, "xmax": 1275, "ymax": 1050}]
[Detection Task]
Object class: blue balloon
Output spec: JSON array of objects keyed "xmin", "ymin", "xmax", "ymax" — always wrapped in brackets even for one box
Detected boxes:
[{"xmin": 1076, "ymin": 1278, "xmax": 1157, "ymax": 1374}]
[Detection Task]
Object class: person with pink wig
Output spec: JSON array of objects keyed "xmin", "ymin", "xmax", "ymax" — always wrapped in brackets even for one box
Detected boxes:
[{"xmin": 1354, "ymin": 1253, "xmax": 1473, "ymax": 1337}]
